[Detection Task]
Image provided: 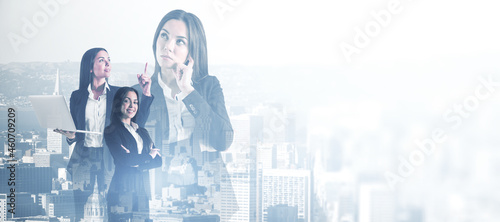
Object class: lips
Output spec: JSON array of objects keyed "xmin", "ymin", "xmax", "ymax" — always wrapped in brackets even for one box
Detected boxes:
[{"xmin": 161, "ymin": 55, "xmax": 173, "ymax": 61}]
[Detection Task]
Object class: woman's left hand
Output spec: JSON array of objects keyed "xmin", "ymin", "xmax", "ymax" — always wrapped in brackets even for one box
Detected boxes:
[
  {"xmin": 137, "ymin": 62, "xmax": 152, "ymax": 97},
  {"xmin": 174, "ymin": 56, "xmax": 195, "ymax": 95}
]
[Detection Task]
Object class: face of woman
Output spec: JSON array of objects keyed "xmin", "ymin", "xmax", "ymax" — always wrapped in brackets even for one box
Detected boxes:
[
  {"xmin": 120, "ymin": 91, "xmax": 138, "ymax": 121},
  {"xmin": 92, "ymin": 50, "xmax": 111, "ymax": 79},
  {"xmin": 155, "ymin": 19, "xmax": 189, "ymax": 69}
]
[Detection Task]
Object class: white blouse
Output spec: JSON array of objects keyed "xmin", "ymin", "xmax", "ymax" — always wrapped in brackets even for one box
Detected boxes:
[
  {"xmin": 84, "ymin": 82, "xmax": 109, "ymax": 148},
  {"xmin": 123, "ymin": 121, "xmax": 144, "ymax": 154},
  {"xmin": 157, "ymin": 74, "xmax": 195, "ymax": 144}
]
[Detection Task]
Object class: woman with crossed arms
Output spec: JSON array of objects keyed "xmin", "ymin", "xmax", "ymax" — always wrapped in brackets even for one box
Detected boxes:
[
  {"xmin": 54, "ymin": 47, "xmax": 153, "ymax": 219},
  {"xmin": 104, "ymin": 87, "xmax": 161, "ymax": 221}
]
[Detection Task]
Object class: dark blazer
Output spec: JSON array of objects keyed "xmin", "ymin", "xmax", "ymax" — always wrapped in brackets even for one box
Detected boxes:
[
  {"xmin": 138, "ymin": 73, "xmax": 237, "ymax": 215},
  {"xmin": 145, "ymin": 73, "xmax": 234, "ymax": 154},
  {"xmin": 104, "ymin": 122, "xmax": 162, "ymax": 197},
  {"xmin": 69, "ymin": 84, "xmax": 153, "ymax": 144},
  {"xmin": 67, "ymin": 84, "xmax": 153, "ymax": 176}
]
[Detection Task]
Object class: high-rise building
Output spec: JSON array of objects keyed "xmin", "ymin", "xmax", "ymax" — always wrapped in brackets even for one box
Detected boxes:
[
  {"xmin": 58, "ymin": 168, "xmax": 68, "ymax": 181},
  {"xmin": 4, "ymin": 139, "xmax": 37, "ymax": 158},
  {"xmin": 0, "ymin": 194, "xmax": 7, "ymax": 221},
  {"xmin": 47, "ymin": 129, "xmax": 63, "ymax": 154},
  {"xmin": 0, "ymin": 166, "xmax": 53, "ymax": 194},
  {"xmin": 150, "ymin": 213, "xmax": 220, "ymax": 221},
  {"xmin": 257, "ymin": 144, "xmax": 276, "ymax": 170},
  {"xmin": 312, "ymin": 170, "xmax": 357, "ymax": 222},
  {"xmin": 47, "ymin": 69, "xmax": 63, "ymax": 154},
  {"xmin": 39, "ymin": 190, "xmax": 76, "ymax": 220},
  {"xmin": 261, "ymin": 169, "xmax": 311, "ymax": 222},
  {"xmin": 163, "ymin": 185, "xmax": 187, "ymax": 201},
  {"xmin": 253, "ymin": 103, "xmax": 295, "ymax": 144},
  {"xmin": 256, "ymin": 142, "xmax": 301, "ymax": 222},
  {"xmin": 256, "ymin": 143, "xmax": 277, "ymax": 222},
  {"xmin": 250, "ymin": 115, "xmax": 264, "ymax": 145},
  {"xmin": 7, "ymin": 192, "xmax": 42, "ymax": 218},
  {"xmin": 358, "ymin": 183, "xmax": 396, "ymax": 222},
  {"xmin": 307, "ymin": 132, "xmax": 342, "ymax": 173},
  {"xmin": 230, "ymin": 114, "xmax": 252, "ymax": 147},
  {"xmin": 275, "ymin": 143, "xmax": 297, "ymax": 169},
  {"xmin": 267, "ymin": 204, "xmax": 298, "ymax": 222},
  {"xmin": 337, "ymin": 187, "xmax": 356, "ymax": 222},
  {"xmin": 32, "ymin": 151, "xmax": 65, "ymax": 169},
  {"xmin": 33, "ymin": 152, "xmax": 51, "ymax": 167},
  {"xmin": 221, "ymin": 161, "xmax": 256, "ymax": 222},
  {"xmin": 229, "ymin": 114, "xmax": 265, "ymax": 148}
]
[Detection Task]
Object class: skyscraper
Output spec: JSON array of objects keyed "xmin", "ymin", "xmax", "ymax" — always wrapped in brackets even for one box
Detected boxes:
[
  {"xmin": 261, "ymin": 169, "xmax": 311, "ymax": 222},
  {"xmin": 0, "ymin": 166, "xmax": 53, "ymax": 194},
  {"xmin": 0, "ymin": 194, "xmax": 7, "ymax": 221},
  {"xmin": 47, "ymin": 69, "xmax": 62, "ymax": 154},
  {"xmin": 40, "ymin": 190, "xmax": 76, "ymax": 220},
  {"xmin": 275, "ymin": 143, "xmax": 297, "ymax": 169},
  {"xmin": 256, "ymin": 143, "xmax": 277, "ymax": 222},
  {"xmin": 358, "ymin": 183, "xmax": 396, "ymax": 222},
  {"xmin": 267, "ymin": 204, "xmax": 298, "ymax": 222},
  {"xmin": 257, "ymin": 143, "xmax": 277, "ymax": 170},
  {"xmin": 220, "ymin": 161, "xmax": 256, "ymax": 222}
]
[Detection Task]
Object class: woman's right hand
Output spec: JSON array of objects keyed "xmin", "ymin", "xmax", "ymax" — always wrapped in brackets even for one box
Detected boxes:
[
  {"xmin": 53, "ymin": 129, "xmax": 75, "ymax": 140},
  {"xmin": 137, "ymin": 63, "xmax": 152, "ymax": 97},
  {"xmin": 174, "ymin": 56, "xmax": 195, "ymax": 94},
  {"xmin": 149, "ymin": 148, "xmax": 161, "ymax": 158}
]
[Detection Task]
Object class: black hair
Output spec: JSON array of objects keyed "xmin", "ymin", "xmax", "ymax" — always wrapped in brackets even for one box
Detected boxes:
[
  {"xmin": 79, "ymin": 48, "xmax": 108, "ymax": 90},
  {"xmin": 110, "ymin": 87, "xmax": 140, "ymax": 125}
]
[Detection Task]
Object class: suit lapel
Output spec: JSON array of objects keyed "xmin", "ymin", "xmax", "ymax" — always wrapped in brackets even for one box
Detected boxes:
[
  {"xmin": 106, "ymin": 85, "xmax": 117, "ymax": 127},
  {"xmin": 151, "ymin": 77, "xmax": 169, "ymax": 139},
  {"xmin": 75, "ymin": 89, "xmax": 89, "ymax": 131},
  {"xmin": 119, "ymin": 123, "xmax": 151, "ymax": 155}
]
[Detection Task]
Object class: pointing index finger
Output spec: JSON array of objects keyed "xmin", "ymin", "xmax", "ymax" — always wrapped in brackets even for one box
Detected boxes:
[{"xmin": 143, "ymin": 62, "xmax": 148, "ymax": 76}]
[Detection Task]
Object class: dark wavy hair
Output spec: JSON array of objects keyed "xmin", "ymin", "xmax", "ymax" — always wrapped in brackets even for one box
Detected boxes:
[
  {"xmin": 110, "ymin": 87, "xmax": 140, "ymax": 125},
  {"xmin": 152, "ymin": 9, "xmax": 209, "ymax": 83},
  {"xmin": 79, "ymin": 47, "xmax": 108, "ymax": 90}
]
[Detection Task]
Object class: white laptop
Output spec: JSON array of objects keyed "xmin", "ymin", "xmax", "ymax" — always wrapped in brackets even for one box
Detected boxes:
[{"xmin": 29, "ymin": 95, "xmax": 101, "ymax": 134}]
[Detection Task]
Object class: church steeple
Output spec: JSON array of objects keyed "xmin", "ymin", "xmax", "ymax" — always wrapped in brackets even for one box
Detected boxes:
[{"xmin": 53, "ymin": 68, "xmax": 60, "ymax": 95}]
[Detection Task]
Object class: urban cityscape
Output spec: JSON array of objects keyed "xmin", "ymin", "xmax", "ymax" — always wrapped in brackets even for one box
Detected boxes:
[{"xmin": 1, "ymin": 61, "xmax": 499, "ymax": 221}]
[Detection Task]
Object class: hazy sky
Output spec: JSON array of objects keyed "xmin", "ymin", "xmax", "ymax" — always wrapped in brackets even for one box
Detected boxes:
[
  {"xmin": 1, "ymin": 0, "xmax": 499, "ymax": 66},
  {"xmin": 2, "ymin": 2, "xmax": 500, "ymax": 218}
]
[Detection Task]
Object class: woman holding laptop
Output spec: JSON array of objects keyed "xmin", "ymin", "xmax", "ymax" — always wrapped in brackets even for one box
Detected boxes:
[{"xmin": 54, "ymin": 47, "xmax": 153, "ymax": 220}]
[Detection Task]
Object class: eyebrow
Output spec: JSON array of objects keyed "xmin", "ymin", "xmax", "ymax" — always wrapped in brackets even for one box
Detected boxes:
[
  {"xmin": 124, "ymin": 97, "xmax": 138, "ymax": 101},
  {"xmin": 97, "ymin": 57, "xmax": 110, "ymax": 60},
  {"xmin": 161, "ymin": 29, "xmax": 187, "ymax": 39}
]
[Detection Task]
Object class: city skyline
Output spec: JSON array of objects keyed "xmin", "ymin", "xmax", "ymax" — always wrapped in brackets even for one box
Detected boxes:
[
  {"xmin": 2, "ymin": 57, "xmax": 500, "ymax": 220},
  {"xmin": 2, "ymin": 0, "xmax": 500, "ymax": 221}
]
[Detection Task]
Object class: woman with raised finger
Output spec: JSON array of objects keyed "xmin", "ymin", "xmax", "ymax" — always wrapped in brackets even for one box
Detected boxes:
[{"xmin": 54, "ymin": 47, "xmax": 153, "ymax": 220}]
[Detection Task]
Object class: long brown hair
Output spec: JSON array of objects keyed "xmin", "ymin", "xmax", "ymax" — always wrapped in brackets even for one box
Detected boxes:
[
  {"xmin": 79, "ymin": 48, "xmax": 108, "ymax": 90},
  {"xmin": 152, "ymin": 9, "xmax": 209, "ymax": 83}
]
